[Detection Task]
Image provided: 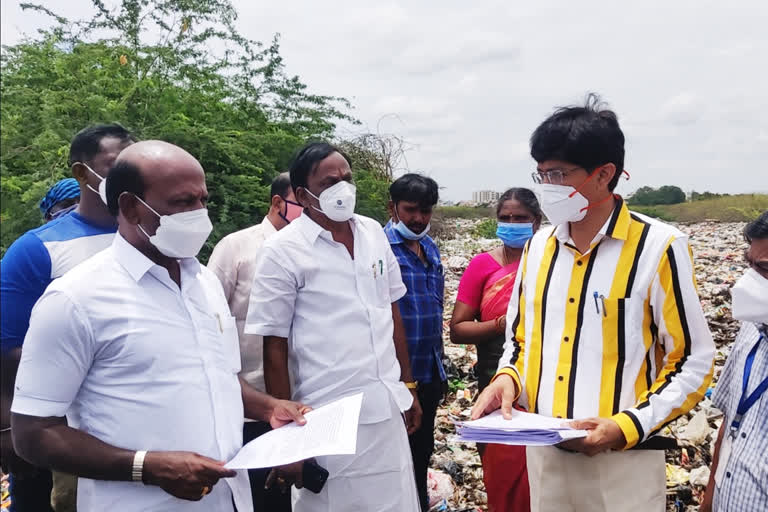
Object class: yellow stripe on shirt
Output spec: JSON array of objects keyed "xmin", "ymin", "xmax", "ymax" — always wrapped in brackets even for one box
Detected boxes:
[
  {"xmin": 508, "ymin": 244, "xmax": 530, "ymax": 379},
  {"xmin": 525, "ymin": 234, "xmax": 559, "ymax": 414},
  {"xmin": 551, "ymin": 246, "xmax": 599, "ymax": 419},
  {"xmin": 598, "ymin": 216, "xmax": 651, "ymax": 416}
]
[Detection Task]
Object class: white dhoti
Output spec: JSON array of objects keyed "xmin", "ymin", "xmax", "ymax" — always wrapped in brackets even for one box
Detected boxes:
[
  {"xmin": 526, "ymin": 445, "xmax": 665, "ymax": 512},
  {"xmin": 292, "ymin": 399, "xmax": 420, "ymax": 512}
]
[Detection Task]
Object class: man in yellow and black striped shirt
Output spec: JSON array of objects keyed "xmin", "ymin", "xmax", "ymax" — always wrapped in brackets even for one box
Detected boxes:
[{"xmin": 472, "ymin": 95, "xmax": 715, "ymax": 512}]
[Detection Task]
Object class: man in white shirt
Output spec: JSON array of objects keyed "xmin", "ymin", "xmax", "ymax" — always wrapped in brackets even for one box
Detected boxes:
[
  {"xmin": 10, "ymin": 141, "xmax": 309, "ymax": 512},
  {"xmin": 245, "ymin": 142, "xmax": 422, "ymax": 512},
  {"xmin": 208, "ymin": 171, "xmax": 302, "ymax": 511},
  {"xmin": 2, "ymin": 123, "xmax": 135, "ymax": 512}
]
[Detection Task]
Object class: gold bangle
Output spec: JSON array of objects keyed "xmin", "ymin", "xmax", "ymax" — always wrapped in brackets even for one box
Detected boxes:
[
  {"xmin": 495, "ymin": 315, "xmax": 505, "ymax": 334},
  {"xmin": 404, "ymin": 381, "xmax": 418, "ymax": 390}
]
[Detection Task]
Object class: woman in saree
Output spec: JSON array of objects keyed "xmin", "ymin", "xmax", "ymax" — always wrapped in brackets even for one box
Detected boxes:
[{"xmin": 450, "ymin": 187, "xmax": 542, "ymax": 512}]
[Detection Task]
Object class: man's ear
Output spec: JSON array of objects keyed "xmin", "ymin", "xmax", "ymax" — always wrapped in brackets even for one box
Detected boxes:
[
  {"xmin": 295, "ymin": 187, "xmax": 310, "ymax": 209},
  {"xmin": 270, "ymin": 194, "xmax": 283, "ymax": 212},
  {"xmin": 71, "ymin": 162, "xmax": 87, "ymax": 186},
  {"xmin": 387, "ymin": 200, "xmax": 395, "ymax": 220},
  {"xmin": 118, "ymin": 192, "xmax": 140, "ymax": 225},
  {"xmin": 598, "ymin": 163, "xmax": 617, "ymax": 188}
]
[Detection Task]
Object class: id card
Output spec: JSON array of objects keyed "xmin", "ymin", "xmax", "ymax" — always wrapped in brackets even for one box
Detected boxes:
[{"xmin": 714, "ymin": 434, "xmax": 733, "ymax": 487}]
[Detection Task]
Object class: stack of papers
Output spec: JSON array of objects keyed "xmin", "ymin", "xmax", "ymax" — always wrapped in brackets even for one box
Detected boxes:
[
  {"xmin": 226, "ymin": 393, "xmax": 363, "ymax": 469},
  {"xmin": 455, "ymin": 409, "xmax": 588, "ymax": 446}
]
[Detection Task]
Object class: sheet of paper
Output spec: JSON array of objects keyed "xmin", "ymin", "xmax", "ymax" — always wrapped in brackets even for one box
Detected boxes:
[
  {"xmin": 453, "ymin": 409, "xmax": 588, "ymax": 446},
  {"xmin": 225, "ymin": 393, "xmax": 363, "ymax": 469},
  {"xmin": 459, "ymin": 409, "xmax": 574, "ymax": 431}
]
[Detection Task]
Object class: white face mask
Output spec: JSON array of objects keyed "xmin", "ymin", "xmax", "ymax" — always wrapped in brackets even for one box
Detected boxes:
[
  {"xmin": 731, "ymin": 268, "xmax": 768, "ymax": 324},
  {"xmin": 306, "ymin": 181, "xmax": 356, "ymax": 222},
  {"xmin": 134, "ymin": 196, "xmax": 213, "ymax": 259},
  {"xmin": 82, "ymin": 163, "xmax": 108, "ymax": 205},
  {"xmin": 536, "ymin": 183, "xmax": 589, "ymax": 226}
]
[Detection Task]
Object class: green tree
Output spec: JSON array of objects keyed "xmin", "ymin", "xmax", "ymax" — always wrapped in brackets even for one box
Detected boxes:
[
  {"xmin": 691, "ymin": 190, "xmax": 728, "ymax": 201},
  {"xmin": 2, "ymin": 0, "xmax": 384, "ymax": 259},
  {"xmin": 628, "ymin": 185, "xmax": 686, "ymax": 206}
]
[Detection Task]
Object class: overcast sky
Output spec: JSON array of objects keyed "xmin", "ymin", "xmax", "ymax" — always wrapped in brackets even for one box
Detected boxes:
[{"xmin": 3, "ymin": 0, "xmax": 767, "ymax": 200}]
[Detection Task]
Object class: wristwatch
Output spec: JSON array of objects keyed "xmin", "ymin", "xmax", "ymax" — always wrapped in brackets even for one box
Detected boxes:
[
  {"xmin": 405, "ymin": 381, "xmax": 419, "ymax": 390},
  {"xmin": 132, "ymin": 450, "xmax": 147, "ymax": 482}
]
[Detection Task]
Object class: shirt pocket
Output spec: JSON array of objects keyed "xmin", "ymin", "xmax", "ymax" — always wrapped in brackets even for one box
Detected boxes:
[
  {"xmin": 198, "ymin": 312, "xmax": 242, "ymax": 374},
  {"xmin": 371, "ymin": 257, "xmax": 391, "ymax": 307},
  {"xmin": 597, "ymin": 297, "xmax": 639, "ymax": 377},
  {"xmin": 598, "ymin": 297, "xmax": 631, "ymax": 339}
]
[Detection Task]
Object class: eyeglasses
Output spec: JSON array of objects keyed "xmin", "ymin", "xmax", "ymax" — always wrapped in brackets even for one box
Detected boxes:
[{"xmin": 531, "ymin": 166, "xmax": 584, "ymax": 185}]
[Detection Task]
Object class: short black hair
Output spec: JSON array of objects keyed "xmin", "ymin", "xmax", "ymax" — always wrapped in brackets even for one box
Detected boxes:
[
  {"xmin": 68, "ymin": 123, "xmax": 135, "ymax": 166},
  {"xmin": 106, "ymin": 160, "xmax": 144, "ymax": 216},
  {"xmin": 744, "ymin": 210, "xmax": 768, "ymax": 244},
  {"xmin": 497, "ymin": 187, "xmax": 543, "ymax": 221},
  {"xmin": 530, "ymin": 93, "xmax": 625, "ymax": 190},
  {"xmin": 389, "ymin": 173, "xmax": 439, "ymax": 208},
  {"xmin": 270, "ymin": 172, "xmax": 292, "ymax": 198},
  {"xmin": 289, "ymin": 142, "xmax": 350, "ymax": 192}
]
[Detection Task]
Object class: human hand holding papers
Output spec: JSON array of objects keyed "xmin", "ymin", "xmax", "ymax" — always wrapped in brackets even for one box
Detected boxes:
[
  {"xmin": 455, "ymin": 409, "xmax": 588, "ymax": 446},
  {"xmin": 226, "ymin": 393, "xmax": 363, "ymax": 469}
]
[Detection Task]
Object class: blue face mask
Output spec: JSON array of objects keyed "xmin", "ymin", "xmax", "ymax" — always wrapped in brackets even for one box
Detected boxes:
[
  {"xmin": 393, "ymin": 208, "xmax": 430, "ymax": 241},
  {"xmin": 496, "ymin": 222, "xmax": 533, "ymax": 248}
]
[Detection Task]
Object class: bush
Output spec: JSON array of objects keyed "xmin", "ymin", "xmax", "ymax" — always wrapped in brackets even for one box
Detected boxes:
[
  {"xmin": 0, "ymin": 1, "xmax": 356, "ymax": 258},
  {"xmin": 628, "ymin": 185, "xmax": 686, "ymax": 206},
  {"xmin": 435, "ymin": 206, "xmax": 493, "ymax": 219},
  {"xmin": 691, "ymin": 191, "xmax": 729, "ymax": 202},
  {"xmin": 630, "ymin": 194, "xmax": 768, "ymax": 222},
  {"xmin": 472, "ymin": 218, "xmax": 497, "ymax": 239},
  {"xmin": 353, "ymin": 168, "xmax": 391, "ymax": 225},
  {"xmin": 630, "ymin": 206, "xmax": 676, "ymax": 221}
]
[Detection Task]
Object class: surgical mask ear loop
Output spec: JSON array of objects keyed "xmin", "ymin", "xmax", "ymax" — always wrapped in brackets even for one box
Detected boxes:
[
  {"xmin": 570, "ymin": 166, "xmax": 618, "ymax": 213},
  {"xmin": 568, "ymin": 167, "xmax": 600, "ymax": 198}
]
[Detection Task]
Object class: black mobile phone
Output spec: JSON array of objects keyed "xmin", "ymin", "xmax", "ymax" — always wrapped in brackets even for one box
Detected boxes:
[{"xmin": 302, "ymin": 460, "xmax": 329, "ymax": 494}]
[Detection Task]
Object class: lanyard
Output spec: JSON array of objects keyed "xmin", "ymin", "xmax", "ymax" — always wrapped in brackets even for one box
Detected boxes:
[{"xmin": 730, "ymin": 334, "xmax": 768, "ymax": 437}]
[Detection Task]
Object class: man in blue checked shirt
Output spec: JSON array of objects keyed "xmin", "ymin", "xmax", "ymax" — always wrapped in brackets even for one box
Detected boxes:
[
  {"xmin": 702, "ymin": 211, "xmax": 768, "ymax": 512},
  {"xmin": 384, "ymin": 173, "xmax": 446, "ymax": 512}
]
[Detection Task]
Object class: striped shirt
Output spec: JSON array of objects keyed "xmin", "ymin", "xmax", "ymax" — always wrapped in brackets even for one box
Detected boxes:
[
  {"xmin": 711, "ymin": 322, "xmax": 768, "ymax": 511},
  {"xmin": 497, "ymin": 198, "xmax": 715, "ymax": 448}
]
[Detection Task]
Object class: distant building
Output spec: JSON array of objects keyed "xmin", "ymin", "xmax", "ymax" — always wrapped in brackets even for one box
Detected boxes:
[{"xmin": 472, "ymin": 190, "xmax": 500, "ymax": 205}]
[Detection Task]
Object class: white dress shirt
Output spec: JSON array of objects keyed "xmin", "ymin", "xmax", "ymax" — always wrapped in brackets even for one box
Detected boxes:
[
  {"xmin": 245, "ymin": 213, "xmax": 413, "ymax": 424},
  {"xmin": 12, "ymin": 234, "xmax": 252, "ymax": 512},
  {"xmin": 208, "ymin": 216, "xmax": 278, "ymax": 391}
]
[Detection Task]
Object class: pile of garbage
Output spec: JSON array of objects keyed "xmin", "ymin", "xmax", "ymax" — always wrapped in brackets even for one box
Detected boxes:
[{"xmin": 429, "ymin": 219, "xmax": 748, "ymax": 512}]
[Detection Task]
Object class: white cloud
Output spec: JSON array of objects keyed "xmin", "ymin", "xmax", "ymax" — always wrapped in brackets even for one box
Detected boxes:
[{"xmin": 661, "ymin": 92, "xmax": 704, "ymax": 125}]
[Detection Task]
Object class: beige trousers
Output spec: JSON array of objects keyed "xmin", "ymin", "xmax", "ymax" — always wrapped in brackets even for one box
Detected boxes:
[{"xmin": 526, "ymin": 446, "xmax": 666, "ymax": 512}]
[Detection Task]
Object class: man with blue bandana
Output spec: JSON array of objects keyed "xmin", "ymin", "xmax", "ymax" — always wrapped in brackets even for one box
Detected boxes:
[{"xmin": 39, "ymin": 179, "xmax": 81, "ymax": 223}]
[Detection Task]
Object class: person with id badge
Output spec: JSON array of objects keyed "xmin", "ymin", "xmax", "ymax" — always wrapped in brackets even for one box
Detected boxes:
[{"xmin": 702, "ymin": 211, "xmax": 768, "ymax": 512}]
